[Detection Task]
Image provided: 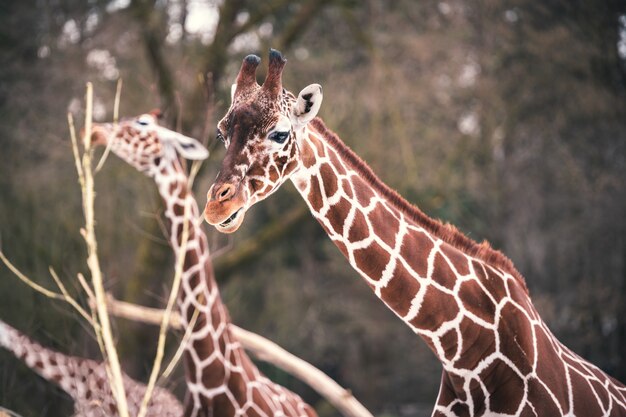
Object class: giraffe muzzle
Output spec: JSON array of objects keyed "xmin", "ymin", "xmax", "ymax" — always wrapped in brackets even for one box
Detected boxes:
[{"xmin": 204, "ymin": 183, "xmax": 248, "ymax": 233}]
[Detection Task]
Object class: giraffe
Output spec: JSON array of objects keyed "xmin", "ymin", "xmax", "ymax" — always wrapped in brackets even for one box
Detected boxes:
[
  {"xmin": 203, "ymin": 50, "xmax": 626, "ymax": 416},
  {"xmin": 0, "ymin": 319, "xmax": 182, "ymax": 416},
  {"xmin": 90, "ymin": 112, "xmax": 317, "ymax": 417}
]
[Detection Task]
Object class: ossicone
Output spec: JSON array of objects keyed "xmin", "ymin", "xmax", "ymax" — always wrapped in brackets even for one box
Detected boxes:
[
  {"xmin": 262, "ymin": 48, "xmax": 287, "ymax": 99},
  {"xmin": 234, "ymin": 54, "xmax": 262, "ymax": 97}
]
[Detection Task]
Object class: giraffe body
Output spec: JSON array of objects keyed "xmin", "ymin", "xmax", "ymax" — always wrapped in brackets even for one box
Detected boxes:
[
  {"xmin": 91, "ymin": 113, "xmax": 316, "ymax": 417},
  {"xmin": 203, "ymin": 50, "xmax": 626, "ymax": 416},
  {"xmin": 0, "ymin": 319, "xmax": 183, "ymax": 416}
]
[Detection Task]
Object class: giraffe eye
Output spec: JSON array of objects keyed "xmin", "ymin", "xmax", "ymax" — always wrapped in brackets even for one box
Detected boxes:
[
  {"xmin": 268, "ymin": 131, "xmax": 289, "ymax": 144},
  {"xmin": 136, "ymin": 119, "xmax": 150, "ymax": 126}
]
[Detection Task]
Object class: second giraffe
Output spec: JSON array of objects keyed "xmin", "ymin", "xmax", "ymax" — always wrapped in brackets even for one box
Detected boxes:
[{"xmin": 91, "ymin": 112, "xmax": 317, "ymax": 417}]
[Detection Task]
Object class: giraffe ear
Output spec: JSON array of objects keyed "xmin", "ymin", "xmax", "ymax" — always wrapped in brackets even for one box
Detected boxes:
[
  {"xmin": 165, "ymin": 131, "xmax": 209, "ymax": 160},
  {"xmin": 292, "ymin": 84, "xmax": 323, "ymax": 129},
  {"xmin": 231, "ymin": 84, "xmax": 237, "ymax": 102}
]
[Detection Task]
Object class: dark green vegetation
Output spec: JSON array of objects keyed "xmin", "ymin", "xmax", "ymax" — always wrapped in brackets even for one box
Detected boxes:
[{"xmin": 0, "ymin": 1, "xmax": 625, "ymax": 416}]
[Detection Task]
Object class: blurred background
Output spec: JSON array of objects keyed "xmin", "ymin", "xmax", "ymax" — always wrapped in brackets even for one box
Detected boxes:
[{"xmin": 0, "ymin": 0, "xmax": 625, "ymax": 415}]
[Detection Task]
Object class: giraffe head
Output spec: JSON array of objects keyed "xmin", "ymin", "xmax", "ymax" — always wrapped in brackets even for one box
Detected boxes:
[
  {"xmin": 90, "ymin": 110, "xmax": 208, "ymax": 175},
  {"xmin": 204, "ymin": 49, "xmax": 323, "ymax": 232}
]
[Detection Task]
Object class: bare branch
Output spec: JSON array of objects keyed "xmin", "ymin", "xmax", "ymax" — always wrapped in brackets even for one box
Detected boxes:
[
  {"xmin": 0, "ymin": 251, "xmax": 64, "ymax": 301},
  {"xmin": 48, "ymin": 267, "xmax": 95, "ymax": 327},
  {"xmin": 77, "ymin": 272, "xmax": 96, "ymax": 301},
  {"xmin": 68, "ymin": 113, "xmax": 84, "ymax": 183},
  {"xmin": 76, "ymin": 82, "xmax": 130, "ymax": 417},
  {"xmin": 0, "ymin": 251, "xmax": 101, "ymax": 337},
  {"xmin": 95, "ymin": 78, "xmax": 123, "ymax": 173},
  {"xmin": 161, "ymin": 307, "xmax": 199, "ymax": 379}
]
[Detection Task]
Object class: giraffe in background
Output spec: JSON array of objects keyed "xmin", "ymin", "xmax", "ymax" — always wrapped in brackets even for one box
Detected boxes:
[
  {"xmin": 203, "ymin": 50, "xmax": 626, "ymax": 416},
  {"xmin": 91, "ymin": 112, "xmax": 316, "ymax": 417},
  {"xmin": 0, "ymin": 319, "xmax": 182, "ymax": 416}
]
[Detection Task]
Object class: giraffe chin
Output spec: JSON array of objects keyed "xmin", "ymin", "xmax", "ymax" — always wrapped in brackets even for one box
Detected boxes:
[{"xmin": 215, "ymin": 208, "xmax": 245, "ymax": 233}]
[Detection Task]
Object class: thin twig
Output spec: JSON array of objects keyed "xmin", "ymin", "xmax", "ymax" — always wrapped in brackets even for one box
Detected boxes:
[
  {"xmin": 68, "ymin": 113, "xmax": 84, "ymax": 183},
  {"xmin": 161, "ymin": 307, "xmax": 200, "ymax": 379},
  {"xmin": 95, "ymin": 78, "xmax": 123, "ymax": 173},
  {"xmin": 87, "ymin": 298, "xmax": 108, "ymax": 368},
  {"xmin": 0, "ymin": 251, "xmax": 63, "ymax": 301},
  {"xmin": 84, "ymin": 84, "xmax": 93, "ymax": 150},
  {"xmin": 76, "ymin": 271, "xmax": 106, "ymax": 356},
  {"xmin": 175, "ymin": 91, "xmax": 183, "ymax": 133},
  {"xmin": 208, "ymin": 236, "xmax": 234, "ymax": 260},
  {"xmin": 125, "ymin": 216, "xmax": 170, "ymax": 246},
  {"xmin": 48, "ymin": 267, "xmax": 95, "ymax": 327},
  {"xmin": 77, "ymin": 272, "xmax": 96, "ymax": 301},
  {"xmin": 94, "ymin": 133, "xmax": 114, "ymax": 173},
  {"xmin": 138, "ymin": 207, "xmax": 171, "ymax": 244},
  {"xmin": 113, "ymin": 78, "xmax": 123, "ymax": 123},
  {"xmin": 0, "ymin": 252, "xmax": 102, "ymax": 348}
]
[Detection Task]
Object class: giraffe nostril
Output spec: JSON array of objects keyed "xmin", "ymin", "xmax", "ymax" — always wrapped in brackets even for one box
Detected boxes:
[{"xmin": 215, "ymin": 184, "xmax": 235, "ymax": 202}]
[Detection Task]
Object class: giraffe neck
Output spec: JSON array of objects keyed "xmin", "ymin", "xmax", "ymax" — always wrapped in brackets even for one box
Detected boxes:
[
  {"xmin": 152, "ymin": 159, "xmax": 214, "ymax": 317},
  {"xmin": 0, "ymin": 319, "xmax": 92, "ymax": 399},
  {"xmin": 152, "ymin": 160, "xmax": 315, "ymax": 417},
  {"xmin": 290, "ymin": 118, "xmax": 529, "ymax": 366},
  {"xmin": 153, "ymin": 160, "xmax": 235, "ymax": 406},
  {"xmin": 0, "ymin": 320, "xmax": 183, "ymax": 416}
]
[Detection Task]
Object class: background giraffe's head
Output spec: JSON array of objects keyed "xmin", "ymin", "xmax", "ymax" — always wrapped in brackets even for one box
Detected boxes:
[
  {"xmin": 204, "ymin": 49, "xmax": 323, "ymax": 233},
  {"xmin": 90, "ymin": 111, "xmax": 208, "ymax": 175}
]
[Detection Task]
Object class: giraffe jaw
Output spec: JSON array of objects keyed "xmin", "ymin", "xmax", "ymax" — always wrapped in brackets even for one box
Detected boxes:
[{"xmin": 216, "ymin": 208, "xmax": 245, "ymax": 233}]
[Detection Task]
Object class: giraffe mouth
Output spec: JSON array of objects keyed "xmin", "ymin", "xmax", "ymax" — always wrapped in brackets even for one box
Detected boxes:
[{"xmin": 217, "ymin": 208, "xmax": 244, "ymax": 232}]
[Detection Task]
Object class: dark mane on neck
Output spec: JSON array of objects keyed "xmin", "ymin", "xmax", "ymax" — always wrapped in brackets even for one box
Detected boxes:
[{"xmin": 309, "ymin": 117, "xmax": 527, "ymax": 293}]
